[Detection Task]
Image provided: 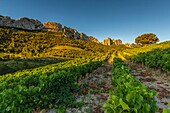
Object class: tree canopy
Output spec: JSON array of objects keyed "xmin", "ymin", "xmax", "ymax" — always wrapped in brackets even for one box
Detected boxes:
[{"xmin": 135, "ymin": 33, "xmax": 159, "ymax": 46}]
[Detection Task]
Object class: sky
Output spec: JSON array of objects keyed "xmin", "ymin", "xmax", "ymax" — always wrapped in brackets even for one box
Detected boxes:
[{"xmin": 0, "ymin": 0, "xmax": 170, "ymax": 43}]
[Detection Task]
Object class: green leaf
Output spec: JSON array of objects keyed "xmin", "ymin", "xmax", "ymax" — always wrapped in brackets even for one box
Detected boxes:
[
  {"xmin": 144, "ymin": 103, "xmax": 151, "ymax": 112},
  {"xmin": 119, "ymin": 98, "xmax": 130, "ymax": 110},
  {"xmin": 20, "ymin": 99, "xmax": 23, "ymax": 104},
  {"xmin": 126, "ymin": 93, "xmax": 132, "ymax": 102},
  {"xmin": 132, "ymin": 108, "xmax": 138, "ymax": 113},
  {"xmin": 55, "ymin": 106, "xmax": 66, "ymax": 113},
  {"xmin": 168, "ymin": 102, "xmax": 170, "ymax": 107},
  {"xmin": 162, "ymin": 108, "xmax": 169, "ymax": 113}
]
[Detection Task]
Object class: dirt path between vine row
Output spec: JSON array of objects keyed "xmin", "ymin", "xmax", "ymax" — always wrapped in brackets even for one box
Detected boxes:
[
  {"xmin": 63, "ymin": 62, "xmax": 113, "ymax": 113},
  {"xmin": 127, "ymin": 61, "xmax": 170, "ymax": 113},
  {"xmin": 45, "ymin": 56, "xmax": 114, "ymax": 113},
  {"xmin": 45, "ymin": 55, "xmax": 170, "ymax": 113}
]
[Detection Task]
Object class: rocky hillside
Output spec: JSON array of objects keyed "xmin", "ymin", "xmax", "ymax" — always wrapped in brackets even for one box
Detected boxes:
[
  {"xmin": 88, "ymin": 36, "xmax": 100, "ymax": 43},
  {"xmin": 0, "ymin": 15, "xmax": 99, "ymax": 43},
  {"xmin": 0, "ymin": 27, "xmax": 110, "ymax": 58},
  {"xmin": 102, "ymin": 37, "xmax": 123, "ymax": 46},
  {"xmin": 0, "ymin": 15, "xmax": 43, "ymax": 30}
]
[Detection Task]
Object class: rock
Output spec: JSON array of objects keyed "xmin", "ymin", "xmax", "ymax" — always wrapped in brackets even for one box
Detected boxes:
[
  {"xmin": 88, "ymin": 36, "xmax": 99, "ymax": 43},
  {"xmin": 62, "ymin": 26, "xmax": 80, "ymax": 39},
  {"xmin": 61, "ymin": 26, "xmax": 91, "ymax": 41},
  {"xmin": 80, "ymin": 33, "xmax": 89, "ymax": 40},
  {"xmin": 81, "ymin": 106, "xmax": 93, "ymax": 113},
  {"xmin": 102, "ymin": 37, "xmax": 113, "ymax": 45},
  {"xmin": 43, "ymin": 22, "xmax": 62, "ymax": 32},
  {"xmin": 0, "ymin": 16, "xmax": 14, "ymax": 27},
  {"xmin": 40, "ymin": 109, "xmax": 47, "ymax": 113},
  {"xmin": 13, "ymin": 17, "xmax": 44, "ymax": 30},
  {"xmin": 112, "ymin": 39, "xmax": 123, "ymax": 45},
  {"xmin": 102, "ymin": 38, "xmax": 123, "ymax": 46},
  {"xmin": 66, "ymin": 110, "xmax": 72, "ymax": 113},
  {"xmin": 0, "ymin": 16, "xmax": 43, "ymax": 30},
  {"xmin": 46, "ymin": 109, "xmax": 56, "ymax": 113},
  {"xmin": 0, "ymin": 15, "xmax": 101, "ymax": 43}
]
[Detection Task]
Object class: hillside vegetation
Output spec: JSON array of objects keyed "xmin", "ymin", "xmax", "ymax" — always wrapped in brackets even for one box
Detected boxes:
[
  {"xmin": 0, "ymin": 24, "xmax": 170, "ymax": 112},
  {"xmin": 123, "ymin": 41, "xmax": 170, "ymax": 56},
  {"xmin": 121, "ymin": 41, "xmax": 170, "ymax": 72},
  {"xmin": 0, "ymin": 25, "xmax": 117, "ymax": 112},
  {"xmin": 0, "ymin": 27, "xmax": 110, "ymax": 58},
  {"xmin": 0, "ymin": 27, "xmax": 114, "ymax": 75},
  {"xmin": 103, "ymin": 58, "xmax": 158, "ymax": 113}
]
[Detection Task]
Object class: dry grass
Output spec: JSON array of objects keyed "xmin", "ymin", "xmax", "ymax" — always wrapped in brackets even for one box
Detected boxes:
[{"xmin": 52, "ymin": 45, "xmax": 83, "ymax": 51}]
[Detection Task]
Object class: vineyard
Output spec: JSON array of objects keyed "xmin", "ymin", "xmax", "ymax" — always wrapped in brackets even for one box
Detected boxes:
[
  {"xmin": 131, "ymin": 48, "xmax": 170, "ymax": 72},
  {"xmin": 103, "ymin": 58, "xmax": 158, "ymax": 113},
  {"xmin": 123, "ymin": 41, "xmax": 170, "ymax": 56},
  {"xmin": 0, "ymin": 27, "xmax": 113, "ymax": 75},
  {"xmin": 122, "ymin": 41, "xmax": 170, "ymax": 73},
  {"xmin": 0, "ymin": 27, "xmax": 170, "ymax": 113},
  {"xmin": 120, "ymin": 41, "xmax": 170, "ymax": 113},
  {"xmin": 0, "ymin": 54, "xmax": 109, "ymax": 112}
]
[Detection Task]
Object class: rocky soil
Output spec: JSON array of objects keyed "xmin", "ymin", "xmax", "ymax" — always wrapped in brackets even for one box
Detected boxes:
[
  {"xmin": 127, "ymin": 61, "xmax": 170, "ymax": 113},
  {"xmin": 41, "ymin": 59, "xmax": 169, "ymax": 113},
  {"xmin": 45, "ymin": 61, "xmax": 113, "ymax": 113}
]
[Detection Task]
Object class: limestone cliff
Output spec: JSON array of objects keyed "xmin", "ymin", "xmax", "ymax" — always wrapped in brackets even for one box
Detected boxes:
[
  {"xmin": 0, "ymin": 15, "xmax": 99, "ymax": 43},
  {"xmin": 0, "ymin": 16, "xmax": 44, "ymax": 30},
  {"xmin": 102, "ymin": 37, "xmax": 123, "ymax": 46},
  {"xmin": 102, "ymin": 37, "xmax": 113, "ymax": 45},
  {"xmin": 88, "ymin": 36, "xmax": 99, "ymax": 43},
  {"xmin": 43, "ymin": 22, "xmax": 62, "ymax": 32}
]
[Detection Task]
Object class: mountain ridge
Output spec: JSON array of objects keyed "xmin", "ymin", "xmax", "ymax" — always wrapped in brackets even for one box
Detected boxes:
[
  {"xmin": 0, "ymin": 15, "xmax": 100, "ymax": 43},
  {"xmin": 0, "ymin": 15, "xmax": 126, "ymax": 45}
]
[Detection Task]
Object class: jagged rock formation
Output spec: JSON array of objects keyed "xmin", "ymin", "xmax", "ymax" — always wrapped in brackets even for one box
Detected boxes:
[
  {"xmin": 0, "ymin": 16, "xmax": 43, "ymax": 30},
  {"xmin": 62, "ymin": 26, "xmax": 80, "ymax": 39},
  {"xmin": 112, "ymin": 39, "xmax": 123, "ymax": 45},
  {"xmin": 0, "ymin": 15, "xmax": 99, "ymax": 43},
  {"xmin": 80, "ymin": 33, "xmax": 89, "ymax": 40},
  {"xmin": 88, "ymin": 36, "xmax": 99, "ymax": 43},
  {"xmin": 102, "ymin": 37, "xmax": 113, "ymax": 45},
  {"xmin": 13, "ymin": 17, "xmax": 43, "ymax": 30},
  {"xmin": 0, "ymin": 16, "xmax": 14, "ymax": 27},
  {"xmin": 43, "ymin": 22, "xmax": 62, "ymax": 32},
  {"xmin": 102, "ymin": 37, "xmax": 123, "ymax": 46}
]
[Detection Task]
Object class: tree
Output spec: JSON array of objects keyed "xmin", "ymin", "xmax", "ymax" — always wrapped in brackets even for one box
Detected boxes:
[{"xmin": 135, "ymin": 33, "xmax": 159, "ymax": 46}]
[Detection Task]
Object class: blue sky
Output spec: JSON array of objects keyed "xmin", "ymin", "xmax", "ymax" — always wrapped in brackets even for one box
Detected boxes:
[{"xmin": 0, "ymin": 0, "xmax": 170, "ymax": 43}]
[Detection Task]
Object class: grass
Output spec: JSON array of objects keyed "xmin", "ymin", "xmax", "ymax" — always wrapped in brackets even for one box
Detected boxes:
[
  {"xmin": 123, "ymin": 41, "xmax": 170, "ymax": 56},
  {"xmin": 0, "ymin": 57, "xmax": 66, "ymax": 75},
  {"xmin": 52, "ymin": 45, "xmax": 84, "ymax": 51}
]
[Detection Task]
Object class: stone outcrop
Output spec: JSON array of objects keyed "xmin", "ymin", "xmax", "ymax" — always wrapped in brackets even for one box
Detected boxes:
[
  {"xmin": 13, "ymin": 17, "xmax": 44, "ymax": 30},
  {"xmin": 102, "ymin": 38, "xmax": 123, "ymax": 46},
  {"xmin": 0, "ymin": 16, "xmax": 14, "ymax": 27},
  {"xmin": 43, "ymin": 22, "xmax": 62, "ymax": 32},
  {"xmin": 80, "ymin": 33, "xmax": 89, "ymax": 40},
  {"xmin": 62, "ymin": 27, "xmax": 90, "ymax": 41},
  {"xmin": 112, "ymin": 39, "xmax": 123, "ymax": 45},
  {"xmin": 62, "ymin": 26, "xmax": 80, "ymax": 39},
  {"xmin": 88, "ymin": 36, "xmax": 99, "ymax": 43},
  {"xmin": 102, "ymin": 37, "xmax": 113, "ymax": 45},
  {"xmin": 0, "ymin": 15, "xmax": 100, "ymax": 43},
  {"xmin": 0, "ymin": 16, "xmax": 44, "ymax": 30}
]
